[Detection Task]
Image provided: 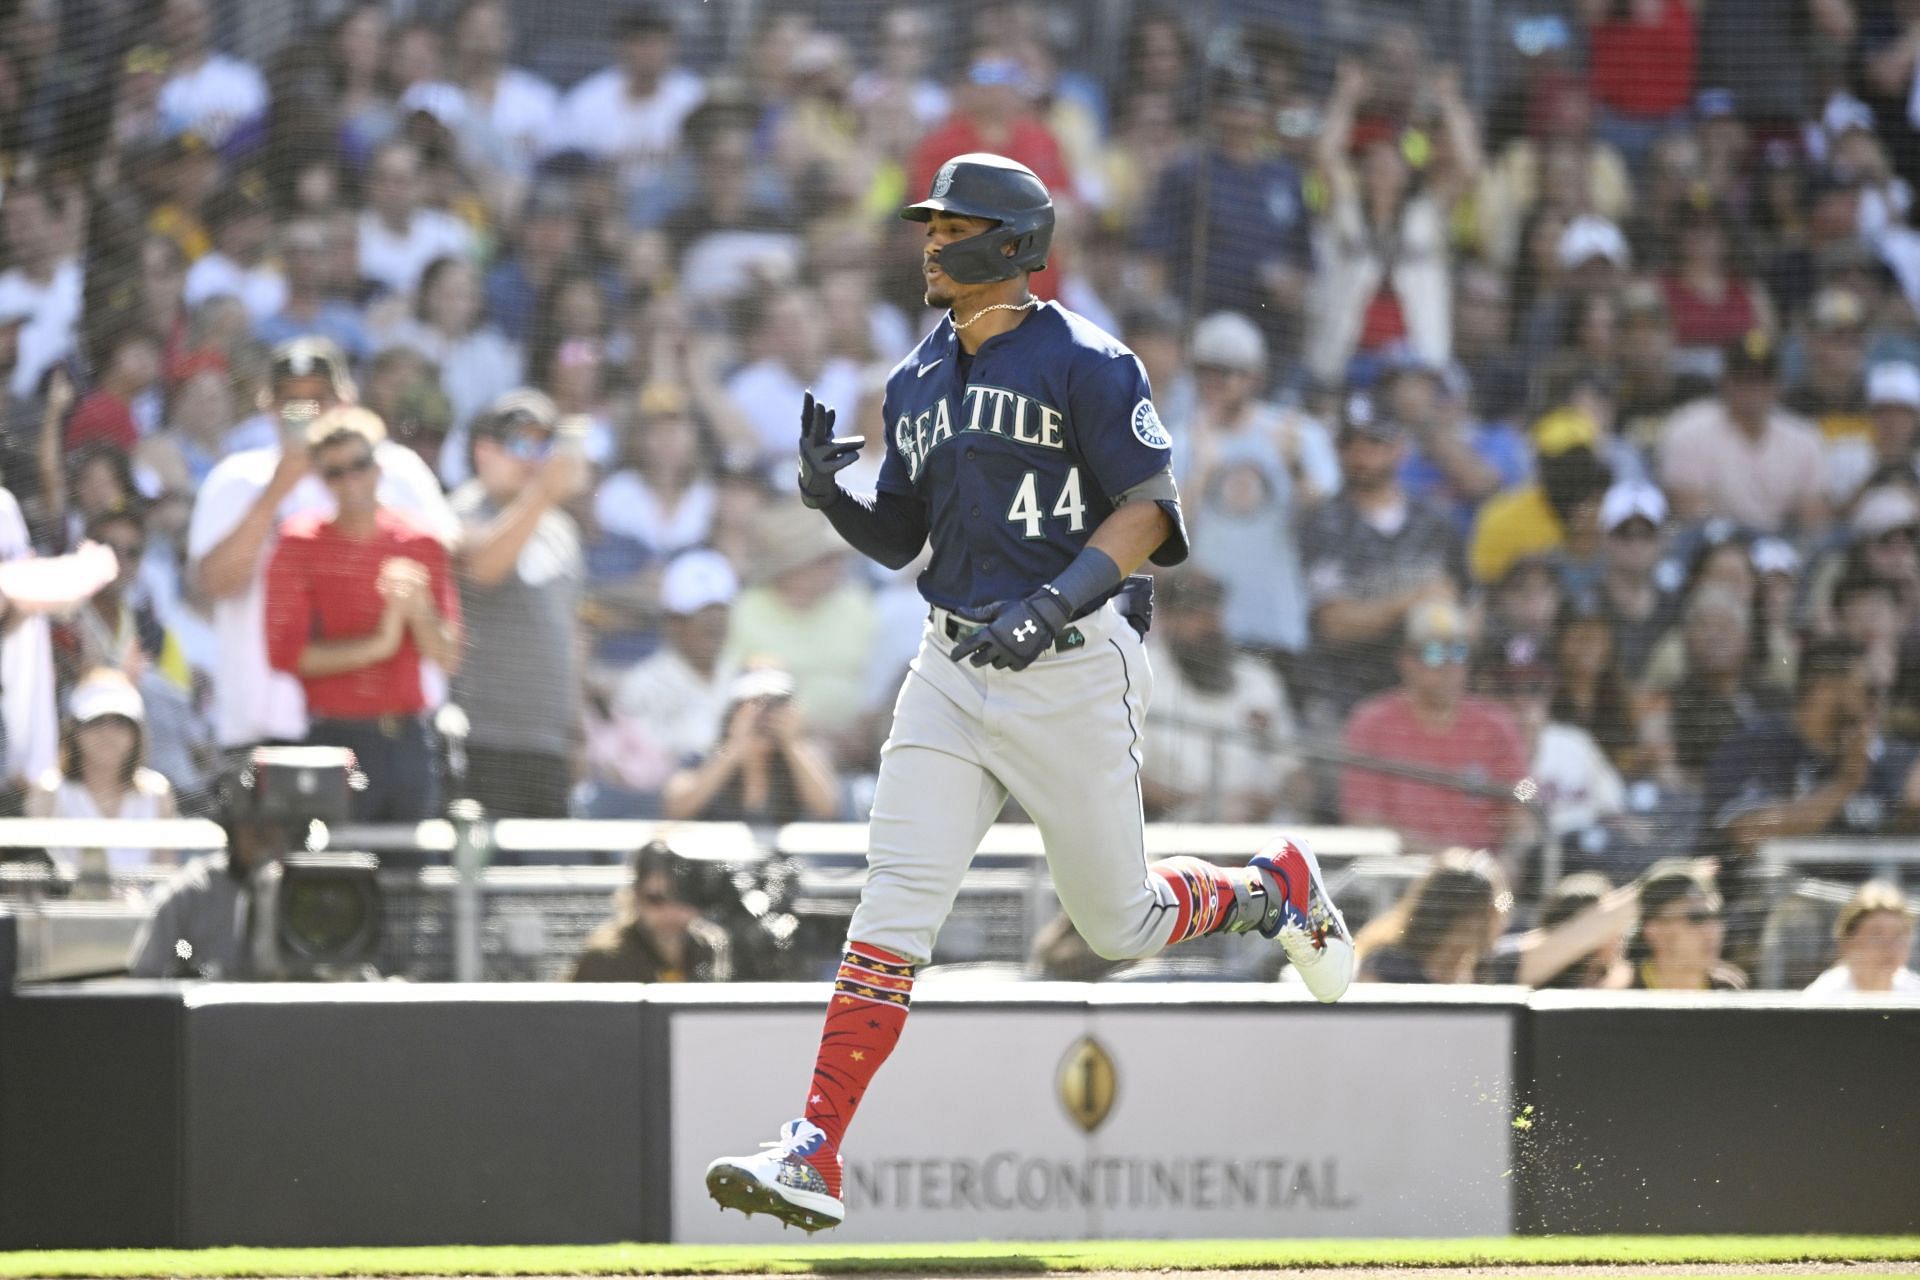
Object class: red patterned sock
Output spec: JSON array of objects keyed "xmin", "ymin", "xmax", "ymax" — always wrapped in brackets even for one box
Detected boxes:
[
  {"xmin": 801, "ymin": 941, "xmax": 915, "ymax": 1197},
  {"xmin": 1151, "ymin": 856, "xmax": 1244, "ymax": 946}
]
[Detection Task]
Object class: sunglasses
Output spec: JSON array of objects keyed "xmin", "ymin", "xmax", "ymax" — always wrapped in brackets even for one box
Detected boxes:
[
  {"xmin": 1873, "ymin": 526, "xmax": 1919, "ymax": 546},
  {"xmin": 638, "ymin": 891, "xmax": 675, "ymax": 908},
  {"xmin": 1608, "ymin": 522, "xmax": 1660, "ymax": 541},
  {"xmin": 320, "ymin": 453, "xmax": 376, "ymax": 482},
  {"xmin": 1415, "ymin": 641, "xmax": 1472, "ymax": 667},
  {"xmin": 1671, "ymin": 908, "xmax": 1721, "ymax": 925},
  {"xmin": 505, "ymin": 433, "xmax": 554, "ymax": 462}
]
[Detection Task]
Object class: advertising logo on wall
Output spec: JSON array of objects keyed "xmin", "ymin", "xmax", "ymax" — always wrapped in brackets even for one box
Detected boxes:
[{"xmin": 670, "ymin": 996, "xmax": 1516, "ymax": 1243}]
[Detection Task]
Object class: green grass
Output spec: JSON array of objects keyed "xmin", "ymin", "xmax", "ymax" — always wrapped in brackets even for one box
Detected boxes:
[{"xmin": 0, "ymin": 1236, "xmax": 1917, "ymax": 1278}]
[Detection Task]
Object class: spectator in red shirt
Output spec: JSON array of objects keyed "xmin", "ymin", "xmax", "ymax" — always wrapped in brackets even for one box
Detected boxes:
[
  {"xmin": 64, "ymin": 329, "xmax": 163, "ymax": 454},
  {"xmin": 264, "ymin": 406, "xmax": 462, "ymax": 822},
  {"xmin": 908, "ymin": 58, "xmax": 1072, "ymax": 301},
  {"xmin": 1343, "ymin": 599, "xmax": 1534, "ymax": 865},
  {"xmin": 1581, "ymin": 0, "xmax": 1697, "ymax": 165}
]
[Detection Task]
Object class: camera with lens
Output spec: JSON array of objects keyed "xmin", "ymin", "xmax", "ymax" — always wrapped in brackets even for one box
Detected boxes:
[{"xmin": 225, "ymin": 747, "xmax": 384, "ymax": 981}]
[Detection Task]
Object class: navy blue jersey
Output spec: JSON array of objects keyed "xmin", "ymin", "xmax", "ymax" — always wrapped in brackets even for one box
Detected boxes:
[{"xmin": 877, "ymin": 302, "xmax": 1182, "ymax": 609}]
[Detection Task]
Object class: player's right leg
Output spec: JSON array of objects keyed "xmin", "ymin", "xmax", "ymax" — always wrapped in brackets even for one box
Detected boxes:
[{"xmin": 706, "ymin": 658, "xmax": 1006, "ymax": 1231}]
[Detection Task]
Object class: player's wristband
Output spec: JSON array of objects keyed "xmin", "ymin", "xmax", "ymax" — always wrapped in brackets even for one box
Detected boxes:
[{"xmin": 1044, "ymin": 546, "xmax": 1124, "ymax": 619}]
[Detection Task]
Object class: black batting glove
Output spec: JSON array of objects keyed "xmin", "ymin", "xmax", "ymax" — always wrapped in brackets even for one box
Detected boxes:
[
  {"xmin": 797, "ymin": 390, "xmax": 864, "ymax": 509},
  {"xmin": 949, "ymin": 586, "xmax": 1073, "ymax": 672}
]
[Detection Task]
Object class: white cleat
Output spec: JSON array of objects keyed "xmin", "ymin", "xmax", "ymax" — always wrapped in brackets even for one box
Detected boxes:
[
  {"xmin": 1248, "ymin": 836, "xmax": 1355, "ymax": 1002},
  {"xmin": 704, "ymin": 1118, "xmax": 845, "ymax": 1233}
]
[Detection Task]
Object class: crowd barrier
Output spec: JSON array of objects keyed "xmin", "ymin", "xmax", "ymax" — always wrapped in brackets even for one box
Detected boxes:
[
  {"xmin": 0, "ymin": 820, "xmax": 1409, "ymax": 983},
  {"xmin": 1, "ymin": 982, "xmax": 1914, "ymax": 1249}
]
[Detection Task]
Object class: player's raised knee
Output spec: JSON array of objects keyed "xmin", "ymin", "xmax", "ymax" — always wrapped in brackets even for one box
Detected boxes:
[{"xmin": 1077, "ymin": 921, "xmax": 1161, "ymax": 963}]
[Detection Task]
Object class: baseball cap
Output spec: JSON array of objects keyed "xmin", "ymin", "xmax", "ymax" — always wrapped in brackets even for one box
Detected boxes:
[
  {"xmin": 661, "ymin": 549, "xmax": 739, "ymax": 615},
  {"xmin": 1339, "ymin": 391, "xmax": 1403, "ymax": 442},
  {"xmin": 1599, "ymin": 480, "xmax": 1669, "ymax": 533},
  {"xmin": 1556, "ymin": 215, "xmax": 1629, "ymax": 270},
  {"xmin": 1811, "ymin": 287, "xmax": 1867, "ymax": 334},
  {"xmin": 400, "ymin": 81, "xmax": 468, "ymax": 129},
  {"xmin": 477, "ymin": 387, "xmax": 559, "ymax": 438},
  {"xmin": 1854, "ymin": 485, "xmax": 1920, "ymax": 539},
  {"xmin": 270, "ymin": 336, "xmax": 350, "ymax": 390},
  {"xmin": 1620, "ymin": 279, "xmax": 1669, "ymax": 323},
  {"xmin": 69, "ymin": 672, "xmax": 144, "ymax": 725},
  {"xmin": 1751, "ymin": 536, "xmax": 1802, "ymax": 577},
  {"xmin": 1511, "ymin": 14, "xmax": 1571, "ymax": 57},
  {"xmin": 1723, "ymin": 330, "xmax": 1779, "ymax": 379},
  {"xmin": 1191, "ymin": 311, "xmax": 1268, "ymax": 373},
  {"xmin": 728, "ymin": 665, "xmax": 796, "ymax": 705},
  {"xmin": 1533, "ymin": 406, "xmax": 1601, "ymax": 458},
  {"xmin": 968, "ymin": 58, "xmax": 1033, "ymax": 92},
  {"xmin": 1824, "ymin": 95, "xmax": 1876, "ymax": 138},
  {"xmin": 1867, "ymin": 362, "xmax": 1920, "ymax": 411},
  {"xmin": 1695, "ymin": 87, "xmax": 1738, "ymax": 120},
  {"xmin": 1404, "ymin": 598, "xmax": 1471, "ymax": 651}
]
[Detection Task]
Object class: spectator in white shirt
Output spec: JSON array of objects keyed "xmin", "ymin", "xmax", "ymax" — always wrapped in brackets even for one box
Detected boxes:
[
  {"xmin": 595, "ymin": 387, "xmax": 718, "ymax": 559},
  {"xmin": 185, "ymin": 339, "xmax": 456, "ymax": 757},
  {"xmin": 545, "ymin": 4, "xmax": 706, "ymax": 196},
  {"xmin": 183, "ymin": 182, "xmax": 286, "ymax": 323},
  {"xmin": 156, "ymin": 0, "xmax": 268, "ymax": 148},
  {"xmin": 1805, "ymin": 881, "xmax": 1920, "ymax": 995},
  {"xmin": 1141, "ymin": 568, "xmax": 1301, "ymax": 822},
  {"xmin": 0, "ymin": 180, "xmax": 83, "ymax": 399},
  {"xmin": 446, "ymin": 0, "xmax": 559, "ymax": 180},
  {"xmin": 356, "ymin": 140, "xmax": 476, "ymax": 301},
  {"xmin": 603, "ymin": 549, "xmax": 741, "ymax": 803},
  {"xmin": 723, "ymin": 286, "xmax": 864, "ymax": 476},
  {"xmin": 372, "ymin": 255, "xmax": 523, "ymax": 481},
  {"xmin": 849, "ymin": 7, "xmax": 951, "ymax": 131}
]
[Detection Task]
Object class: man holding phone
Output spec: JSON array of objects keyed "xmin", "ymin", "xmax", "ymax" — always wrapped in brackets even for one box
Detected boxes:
[
  {"xmin": 449, "ymin": 389, "xmax": 586, "ymax": 818},
  {"xmin": 187, "ymin": 337, "xmax": 457, "ymax": 765}
]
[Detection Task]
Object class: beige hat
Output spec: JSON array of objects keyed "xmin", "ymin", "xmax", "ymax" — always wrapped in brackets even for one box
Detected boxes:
[{"xmin": 747, "ymin": 501, "xmax": 846, "ymax": 584}]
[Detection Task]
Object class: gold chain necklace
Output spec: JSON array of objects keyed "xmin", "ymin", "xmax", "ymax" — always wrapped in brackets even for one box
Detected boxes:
[{"xmin": 951, "ymin": 297, "xmax": 1039, "ymax": 333}]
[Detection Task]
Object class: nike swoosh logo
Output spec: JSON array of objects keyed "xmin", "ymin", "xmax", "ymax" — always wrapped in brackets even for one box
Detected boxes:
[{"xmin": 917, "ymin": 358, "xmax": 943, "ymax": 378}]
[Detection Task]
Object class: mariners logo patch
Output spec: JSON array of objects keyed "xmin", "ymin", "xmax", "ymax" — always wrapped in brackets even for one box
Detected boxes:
[
  {"xmin": 1131, "ymin": 398, "xmax": 1171, "ymax": 449},
  {"xmin": 932, "ymin": 161, "xmax": 956, "ymax": 198}
]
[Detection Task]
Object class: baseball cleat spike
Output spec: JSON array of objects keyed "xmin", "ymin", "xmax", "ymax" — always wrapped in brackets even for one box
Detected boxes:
[{"xmin": 705, "ymin": 1119, "xmax": 846, "ymax": 1231}]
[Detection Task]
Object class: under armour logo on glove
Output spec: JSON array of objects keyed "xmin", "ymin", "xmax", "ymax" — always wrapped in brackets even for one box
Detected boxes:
[{"xmin": 948, "ymin": 587, "xmax": 1073, "ymax": 672}]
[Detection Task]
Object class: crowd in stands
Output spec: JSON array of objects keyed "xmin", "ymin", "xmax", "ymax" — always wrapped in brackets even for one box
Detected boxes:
[{"xmin": 2, "ymin": 0, "xmax": 1919, "ymax": 991}]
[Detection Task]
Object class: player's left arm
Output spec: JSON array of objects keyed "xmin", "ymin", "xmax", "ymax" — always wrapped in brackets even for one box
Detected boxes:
[{"xmin": 1085, "ymin": 499, "xmax": 1174, "ymax": 577}]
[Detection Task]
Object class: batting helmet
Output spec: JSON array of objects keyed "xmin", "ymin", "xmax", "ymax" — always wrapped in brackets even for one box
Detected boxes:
[{"xmin": 900, "ymin": 152, "xmax": 1054, "ymax": 284}]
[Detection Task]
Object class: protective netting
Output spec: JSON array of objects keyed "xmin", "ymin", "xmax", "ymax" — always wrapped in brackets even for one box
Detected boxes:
[{"xmin": 0, "ymin": 0, "xmax": 1916, "ymax": 993}]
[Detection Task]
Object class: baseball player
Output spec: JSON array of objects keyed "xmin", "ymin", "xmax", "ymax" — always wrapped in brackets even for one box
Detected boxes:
[{"xmin": 705, "ymin": 154, "xmax": 1354, "ymax": 1233}]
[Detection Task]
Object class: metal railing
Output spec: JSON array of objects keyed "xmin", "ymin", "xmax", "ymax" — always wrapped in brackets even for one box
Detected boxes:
[{"xmin": 0, "ymin": 817, "xmax": 1407, "ymax": 983}]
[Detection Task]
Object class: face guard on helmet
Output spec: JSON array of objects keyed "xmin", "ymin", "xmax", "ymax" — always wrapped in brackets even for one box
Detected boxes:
[{"xmin": 901, "ymin": 152, "xmax": 1055, "ymax": 285}]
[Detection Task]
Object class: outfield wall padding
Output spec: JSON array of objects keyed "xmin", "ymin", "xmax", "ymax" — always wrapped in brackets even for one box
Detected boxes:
[
  {"xmin": 0, "ymin": 983, "xmax": 1915, "ymax": 1246},
  {"xmin": 1516, "ymin": 993, "xmax": 1920, "ymax": 1235}
]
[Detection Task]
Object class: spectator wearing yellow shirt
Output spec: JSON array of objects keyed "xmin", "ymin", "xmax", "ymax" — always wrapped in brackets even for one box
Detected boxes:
[{"xmin": 1469, "ymin": 408, "xmax": 1613, "ymax": 583}]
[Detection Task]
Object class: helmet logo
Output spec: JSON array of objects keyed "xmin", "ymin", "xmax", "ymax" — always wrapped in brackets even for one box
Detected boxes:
[{"xmin": 932, "ymin": 161, "xmax": 956, "ymax": 198}]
